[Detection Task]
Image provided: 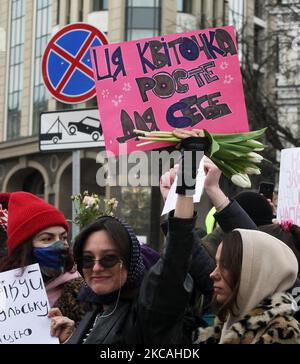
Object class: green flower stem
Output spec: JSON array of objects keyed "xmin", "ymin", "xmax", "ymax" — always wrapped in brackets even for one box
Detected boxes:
[
  {"xmin": 137, "ymin": 136, "xmax": 180, "ymax": 142},
  {"xmin": 134, "ymin": 129, "xmax": 174, "ymax": 137},
  {"xmin": 217, "ymin": 142, "xmax": 253, "ymax": 154},
  {"xmin": 214, "ymin": 159, "xmax": 241, "ymax": 176},
  {"xmin": 232, "ymin": 159, "xmax": 262, "ymax": 170},
  {"xmin": 210, "ymin": 157, "xmax": 233, "ymax": 180},
  {"xmin": 136, "ymin": 140, "xmax": 160, "ymax": 147},
  {"xmin": 235, "ymin": 139, "xmax": 266, "ymax": 150},
  {"xmin": 211, "ymin": 128, "xmax": 267, "ymax": 143},
  {"xmin": 213, "ymin": 148, "xmax": 247, "ymax": 159}
]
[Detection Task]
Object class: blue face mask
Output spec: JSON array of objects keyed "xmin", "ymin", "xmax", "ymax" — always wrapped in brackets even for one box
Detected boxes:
[{"xmin": 33, "ymin": 240, "xmax": 68, "ymax": 278}]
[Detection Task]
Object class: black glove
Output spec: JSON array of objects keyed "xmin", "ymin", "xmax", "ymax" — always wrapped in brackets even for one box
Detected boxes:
[{"xmin": 176, "ymin": 137, "xmax": 210, "ymax": 196}]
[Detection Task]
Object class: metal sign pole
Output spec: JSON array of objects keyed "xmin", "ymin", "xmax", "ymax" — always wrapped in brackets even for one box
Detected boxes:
[{"xmin": 72, "ymin": 150, "xmax": 81, "ymax": 240}]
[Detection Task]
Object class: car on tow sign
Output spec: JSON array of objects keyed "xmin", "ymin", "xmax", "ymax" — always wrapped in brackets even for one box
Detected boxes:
[{"xmin": 68, "ymin": 117, "xmax": 102, "ymax": 141}]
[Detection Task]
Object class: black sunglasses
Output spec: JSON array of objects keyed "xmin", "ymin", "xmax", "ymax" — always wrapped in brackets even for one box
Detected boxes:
[{"xmin": 80, "ymin": 254, "xmax": 122, "ymax": 269}]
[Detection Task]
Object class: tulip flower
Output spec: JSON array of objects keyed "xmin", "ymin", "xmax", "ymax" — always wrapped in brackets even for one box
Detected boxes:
[
  {"xmin": 134, "ymin": 127, "xmax": 267, "ymax": 188},
  {"xmin": 244, "ymin": 167, "xmax": 261, "ymax": 175},
  {"xmin": 247, "ymin": 152, "xmax": 264, "ymax": 163},
  {"xmin": 231, "ymin": 174, "xmax": 252, "ymax": 188}
]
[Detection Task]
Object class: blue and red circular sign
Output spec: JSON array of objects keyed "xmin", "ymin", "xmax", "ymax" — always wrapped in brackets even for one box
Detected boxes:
[{"xmin": 42, "ymin": 23, "xmax": 108, "ymax": 104}]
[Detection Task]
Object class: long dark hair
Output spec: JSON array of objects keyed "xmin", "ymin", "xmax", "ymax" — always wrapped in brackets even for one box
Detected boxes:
[
  {"xmin": 0, "ymin": 239, "xmax": 33, "ymax": 272},
  {"xmin": 0, "ymin": 236, "xmax": 74, "ymax": 274},
  {"xmin": 213, "ymin": 230, "xmax": 243, "ymax": 322},
  {"xmin": 73, "ymin": 217, "xmax": 131, "ymax": 276}
]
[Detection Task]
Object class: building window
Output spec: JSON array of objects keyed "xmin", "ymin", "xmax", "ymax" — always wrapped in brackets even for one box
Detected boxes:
[
  {"xmin": 276, "ymin": 36, "xmax": 280, "ymax": 74},
  {"xmin": 7, "ymin": 0, "xmax": 26, "ymax": 140},
  {"xmin": 56, "ymin": 0, "xmax": 60, "ymax": 24},
  {"xmin": 228, "ymin": 0, "xmax": 246, "ymax": 62},
  {"xmin": 32, "ymin": 0, "xmax": 52, "ymax": 135},
  {"xmin": 254, "ymin": 24, "xmax": 264, "ymax": 65},
  {"xmin": 177, "ymin": 0, "xmax": 192, "ymax": 13},
  {"xmin": 254, "ymin": 0, "xmax": 264, "ymax": 19},
  {"xmin": 228, "ymin": 0, "xmax": 245, "ymax": 32},
  {"xmin": 126, "ymin": 0, "xmax": 161, "ymax": 41},
  {"xmin": 92, "ymin": 0, "xmax": 109, "ymax": 11},
  {"xmin": 78, "ymin": 0, "xmax": 83, "ymax": 21},
  {"xmin": 66, "ymin": 0, "xmax": 70, "ymax": 24}
]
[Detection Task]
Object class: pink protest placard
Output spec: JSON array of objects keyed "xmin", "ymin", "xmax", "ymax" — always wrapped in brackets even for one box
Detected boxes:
[
  {"xmin": 91, "ymin": 26, "xmax": 249, "ymax": 155},
  {"xmin": 277, "ymin": 148, "xmax": 300, "ymax": 226}
]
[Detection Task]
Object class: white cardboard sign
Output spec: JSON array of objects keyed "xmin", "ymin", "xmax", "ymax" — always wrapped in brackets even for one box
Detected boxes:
[{"xmin": 0, "ymin": 263, "xmax": 58, "ymax": 344}]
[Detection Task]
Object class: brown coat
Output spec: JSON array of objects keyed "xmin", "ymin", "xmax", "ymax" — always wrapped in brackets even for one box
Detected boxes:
[{"xmin": 53, "ymin": 277, "xmax": 95, "ymax": 325}]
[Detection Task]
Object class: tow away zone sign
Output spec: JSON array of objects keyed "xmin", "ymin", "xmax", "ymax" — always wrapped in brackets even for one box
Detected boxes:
[{"xmin": 39, "ymin": 108, "xmax": 104, "ymax": 151}]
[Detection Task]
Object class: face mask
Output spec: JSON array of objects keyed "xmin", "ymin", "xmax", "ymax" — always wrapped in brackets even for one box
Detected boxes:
[{"xmin": 33, "ymin": 240, "xmax": 68, "ymax": 278}]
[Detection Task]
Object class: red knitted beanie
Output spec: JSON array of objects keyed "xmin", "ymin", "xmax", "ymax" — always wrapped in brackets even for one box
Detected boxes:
[{"xmin": 1, "ymin": 192, "xmax": 69, "ymax": 255}]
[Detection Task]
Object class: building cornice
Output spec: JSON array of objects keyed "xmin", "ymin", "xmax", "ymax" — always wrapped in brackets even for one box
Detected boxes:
[{"xmin": 0, "ymin": 136, "xmax": 39, "ymax": 160}]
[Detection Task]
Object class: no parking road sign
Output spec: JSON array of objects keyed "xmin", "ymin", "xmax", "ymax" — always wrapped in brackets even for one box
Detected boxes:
[{"xmin": 42, "ymin": 23, "xmax": 108, "ymax": 104}]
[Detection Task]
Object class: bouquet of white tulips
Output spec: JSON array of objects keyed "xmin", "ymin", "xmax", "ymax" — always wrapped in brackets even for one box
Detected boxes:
[{"xmin": 134, "ymin": 128, "xmax": 267, "ymax": 188}]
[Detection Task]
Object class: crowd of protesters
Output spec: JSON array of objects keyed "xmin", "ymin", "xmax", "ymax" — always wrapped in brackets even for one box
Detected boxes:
[{"xmin": 1, "ymin": 131, "xmax": 300, "ymax": 344}]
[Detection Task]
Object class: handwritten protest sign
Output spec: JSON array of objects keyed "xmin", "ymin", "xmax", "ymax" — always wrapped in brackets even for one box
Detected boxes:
[
  {"xmin": 91, "ymin": 26, "xmax": 249, "ymax": 155},
  {"xmin": 277, "ymin": 148, "xmax": 300, "ymax": 226},
  {"xmin": 0, "ymin": 263, "xmax": 58, "ymax": 344}
]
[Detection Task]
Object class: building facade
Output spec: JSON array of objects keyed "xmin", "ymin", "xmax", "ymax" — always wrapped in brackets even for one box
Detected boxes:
[
  {"xmin": 268, "ymin": 0, "xmax": 300, "ymax": 145},
  {"xmin": 0, "ymin": 0, "xmax": 266, "ymax": 244}
]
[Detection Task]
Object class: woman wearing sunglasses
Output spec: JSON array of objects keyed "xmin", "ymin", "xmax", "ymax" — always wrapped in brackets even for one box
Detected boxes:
[
  {"xmin": 48, "ymin": 135, "xmax": 211, "ymax": 344},
  {"xmin": 49, "ymin": 208, "xmax": 194, "ymax": 344}
]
